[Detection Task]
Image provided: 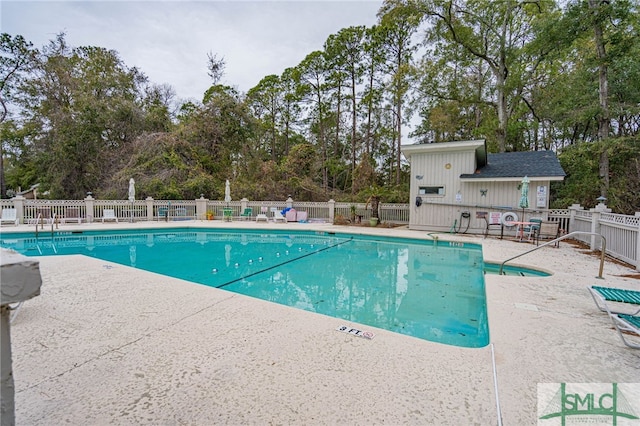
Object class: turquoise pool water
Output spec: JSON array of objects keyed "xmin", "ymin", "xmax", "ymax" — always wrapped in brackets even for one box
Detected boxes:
[
  {"xmin": 1, "ymin": 228, "xmax": 489, "ymax": 347},
  {"xmin": 483, "ymin": 263, "xmax": 550, "ymax": 277}
]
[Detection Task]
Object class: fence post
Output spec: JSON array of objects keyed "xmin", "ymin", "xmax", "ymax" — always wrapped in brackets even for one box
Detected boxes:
[
  {"xmin": 636, "ymin": 212, "xmax": 640, "ymax": 271},
  {"xmin": 589, "ymin": 210, "xmax": 600, "ymax": 251},
  {"xmin": 241, "ymin": 198, "xmax": 248, "ymax": 214},
  {"xmin": 11, "ymin": 196, "xmax": 25, "ymax": 224},
  {"xmin": 196, "ymin": 196, "xmax": 208, "ymax": 220},
  {"xmin": 328, "ymin": 199, "xmax": 335, "ymax": 223},
  {"xmin": 286, "ymin": 196, "xmax": 293, "ymax": 209},
  {"xmin": 146, "ymin": 197, "xmax": 154, "ymax": 221},
  {"xmin": 84, "ymin": 194, "xmax": 95, "ymax": 223},
  {"xmin": 567, "ymin": 204, "xmax": 582, "ymax": 234},
  {"xmin": 590, "ymin": 201, "xmax": 611, "ymax": 250}
]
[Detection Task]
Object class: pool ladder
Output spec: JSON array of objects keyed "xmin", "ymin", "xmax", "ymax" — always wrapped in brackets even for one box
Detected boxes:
[
  {"xmin": 34, "ymin": 213, "xmax": 57, "ymax": 238},
  {"xmin": 498, "ymin": 231, "xmax": 607, "ymax": 278}
]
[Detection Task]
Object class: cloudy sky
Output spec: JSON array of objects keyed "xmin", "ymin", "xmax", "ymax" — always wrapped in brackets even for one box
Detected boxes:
[{"xmin": 3, "ymin": 0, "xmax": 383, "ymax": 102}]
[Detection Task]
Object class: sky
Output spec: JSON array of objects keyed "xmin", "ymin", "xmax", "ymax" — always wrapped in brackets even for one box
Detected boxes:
[{"xmin": 2, "ymin": 0, "xmax": 383, "ymax": 102}]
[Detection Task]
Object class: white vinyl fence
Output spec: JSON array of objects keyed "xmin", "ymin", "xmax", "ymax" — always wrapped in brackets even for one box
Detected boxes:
[{"xmin": 1, "ymin": 196, "xmax": 637, "ymax": 270}]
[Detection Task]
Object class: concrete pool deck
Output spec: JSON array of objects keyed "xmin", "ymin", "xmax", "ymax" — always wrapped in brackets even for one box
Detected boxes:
[{"xmin": 2, "ymin": 220, "xmax": 639, "ymax": 425}]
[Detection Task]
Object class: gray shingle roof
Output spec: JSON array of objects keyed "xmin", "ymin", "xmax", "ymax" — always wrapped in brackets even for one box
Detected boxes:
[{"xmin": 460, "ymin": 151, "xmax": 565, "ymax": 179}]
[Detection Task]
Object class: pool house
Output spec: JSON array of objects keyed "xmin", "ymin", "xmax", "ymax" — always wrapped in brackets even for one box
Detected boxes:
[{"xmin": 400, "ymin": 139, "xmax": 567, "ymax": 234}]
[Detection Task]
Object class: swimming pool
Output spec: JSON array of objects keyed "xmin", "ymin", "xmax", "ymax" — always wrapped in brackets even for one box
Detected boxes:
[{"xmin": 1, "ymin": 228, "xmax": 489, "ymax": 347}]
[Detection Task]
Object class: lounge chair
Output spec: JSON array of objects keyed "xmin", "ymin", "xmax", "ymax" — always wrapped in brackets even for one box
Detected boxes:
[
  {"xmin": 589, "ymin": 286, "xmax": 640, "ymax": 349},
  {"xmin": 271, "ymin": 207, "xmax": 287, "ymax": 223},
  {"xmin": 256, "ymin": 206, "xmax": 268, "ymax": 222},
  {"xmin": 610, "ymin": 314, "xmax": 640, "ymax": 349},
  {"xmin": 0, "ymin": 208, "xmax": 18, "ymax": 226},
  {"xmin": 240, "ymin": 208, "xmax": 252, "ymax": 220},
  {"xmin": 102, "ymin": 209, "xmax": 118, "ymax": 223},
  {"xmin": 589, "ymin": 286, "xmax": 640, "ymax": 315}
]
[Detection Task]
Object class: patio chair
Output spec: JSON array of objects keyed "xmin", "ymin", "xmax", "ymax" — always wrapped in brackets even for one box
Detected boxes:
[
  {"xmin": 158, "ymin": 207, "xmax": 168, "ymax": 220},
  {"xmin": 589, "ymin": 286, "xmax": 640, "ymax": 315},
  {"xmin": 0, "ymin": 208, "xmax": 18, "ymax": 226},
  {"xmin": 271, "ymin": 207, "xmax": 287, "ymax": 223},
  {"xmin": 222, "ymin": 208, "xmax": 233, "ymax": 222},
  {"xmin": 62, "ymin": 207, "xmax": 82, "ymax": 224},
  {"xmin": 256, "ymin": 206, "xmax": 268, "ymax": 222},
  {"xmin": 533, "ymin": 221, "xmax": 560, "ymax": 246},
  {"xmin": 479, "ymin": 212, "xmax": 504, "ymax": 238},
  {"xmin": 102, "ymin": 209, "xmax": 118, "ymax": 223},
  {"xmin": 240, "ymin": 208, "xmax": 252, "ymax": 220},
  {"xmin": 524, "ymin": 217, "xmax": 543, "ymax": 241}
]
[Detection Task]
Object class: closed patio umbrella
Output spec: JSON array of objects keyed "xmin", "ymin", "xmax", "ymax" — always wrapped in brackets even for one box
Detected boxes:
[
  {"xmin": 224, "ymin": 179, "xmax": 231, "ymax": 204},
  {"xmin": 510, "ymin": 176, "xmax": 531, "ymax": 241},
  {"xmin": 519, "ymin": 176, "xmax": 529, "ymax": 218},
  {"xmin": 128, "ymin": 178, "xmax": 135, "ymax": 203},
  {"xmin": 128, "ymin": 178, "xmax": 135, "ymax": 222},
  {"xmin": 223, "ymin": 179, "xmax": 232, "ymax": 221}
]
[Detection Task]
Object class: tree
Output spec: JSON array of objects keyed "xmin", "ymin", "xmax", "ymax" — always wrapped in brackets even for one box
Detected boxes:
[
  {"xmin": 186, "ymin": 84, "xmax": 257, "ymax": 181},
  {"xmin": 554, "ymin": 137, "xmax": 640, "ymax": 214},
  {"xmin": 378, "ymin": 1, "xmax": 419, "ymax": 183},
  {"xmin": 0, "ymin": 33, "xmax": 37, "ymax": 197},
  {"xmin": 141, "ymin": 83, "xmax": 176, "ymax": 132},
  {"xmin": 361, "ymin": 25, "xmax": 388, "ymax": 156},
  {"xmin": 247, "ymin": 75, "xmax": 286, "ymax": 161},
  {"xmin": 279, "ymin": 67, "xmax": 304, "ymax": 158},
  {"xmin": 16, "ymin": 34, "xmax": 147, "ymax": 198},
  {"xmin": 413, "ymin": 43, "xmax": 495, "ymax": 143},
  {"xmin": 325, "ymin": 26, "xmax": 366, "ymax": 192},
  {"xmin": 562, "ymin": 0, "xmax": 639, "ymax": 197},
  {"xmin": 282, "ymin": 142, "xmax": 322, "ymax": 200},
  {"xmin": 206, "ymin": 52, "xmax": 226, "ymax": 85},
  {"xmin": 296, "ymin": 51, "xmax": 331, "ymax": 192},
  {"xmin": 400, "ymin": 0, "xmax": 556, "ymax": 152}
]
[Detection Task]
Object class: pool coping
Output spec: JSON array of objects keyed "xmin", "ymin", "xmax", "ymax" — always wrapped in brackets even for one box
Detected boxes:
[{"xmin": 4, "ymin": 220, "xmax": 640, "ymax": 424}]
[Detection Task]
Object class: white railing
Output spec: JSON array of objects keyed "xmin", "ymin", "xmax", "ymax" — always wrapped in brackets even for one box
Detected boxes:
[
  {"xmin": 292, "ymin": 201, "xmax": 335, "ymax": 221},
  {"xmin": 2, "ymin": 196, "xmax": 637, "ymax": 270},
  {"xmin": 547, "ymin": 209, "xmax": 571, "ymax": 233},
  {"xmin": 566, "ymin": 206, "xmax": 639, "ymax": 270},
  {"xmin": 2, "ymin": 197, "xmax": 400, "ymax": 224},
  {"xmin": 598, "ymin": 212, "xmax": 639, "ymax": 266}
]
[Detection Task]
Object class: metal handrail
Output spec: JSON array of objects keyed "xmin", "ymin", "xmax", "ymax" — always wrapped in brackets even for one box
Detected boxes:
[
  {"xmin": 34, "ymin": 213, "xmax": 57, "ymax": 237},
  {"xmin": 498, "ymin": 231, "xmax": 607, "ymax": 279},
  {"xmin": 35, "ymin": 213, "xmax": 42, "ymax": 237}
]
